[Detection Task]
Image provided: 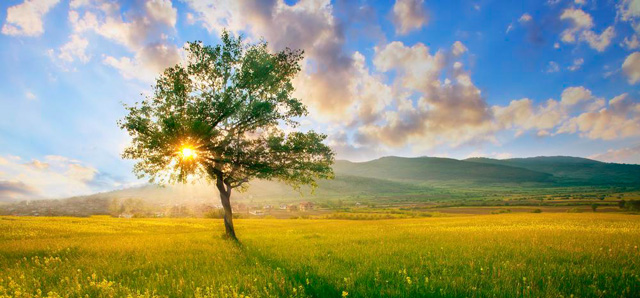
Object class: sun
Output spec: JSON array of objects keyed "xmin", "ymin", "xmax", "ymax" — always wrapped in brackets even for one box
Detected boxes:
[{"xmin": 180, "ymin": 146, "xmax": 197, "ymax": 159}]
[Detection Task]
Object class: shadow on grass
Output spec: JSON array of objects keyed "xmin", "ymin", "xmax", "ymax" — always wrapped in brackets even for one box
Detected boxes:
[{"xmin": 234, "ymin": 238, "xmax": 343, "ymax": 297}]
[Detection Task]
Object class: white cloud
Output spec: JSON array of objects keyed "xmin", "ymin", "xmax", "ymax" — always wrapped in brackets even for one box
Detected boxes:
[
  {"xmin": 622, "ymin": 35, "xmax": 640, "ymax": 50},
  {"xmin": 68, "ymin": 0, "xmax": 181, "ymax": 82},
  {"xmin": 145, "ymin": 0, "xmax": 177, "ymax": 27},
  {"xmin": 567, "ymin": 58, "xmax": 584, "ymax": 71},
  {"xmin": 0, "ymin": 154, "xmax": 116, "ymax": 200},
  {"xmin": 493, "ymin": 86, "xmax": 618, "ymax": 139},
  {"xmin": 452, "ymin": 41, "xmax": 468, "ymax": 56},
  {"xmin": 56, "ymin": 34, "xmax": 90, "ymax": 63},
  {"xmin": 493, "ymin": 98, "xmax": 564, "ymax": 135},
  {"xmin": 68, "ymin": 10, "xmax": 98, "ymax": 33},
  {"xmin": 392, "ymin": 0, "xmax": 428, "ymax": 35},
  {"xmin": 103, "ymin": 43, "xmax": 181, "ymax": 82},
  {"xmin": 359, "ymin": 41, "xmax": 493, "ymax": 149},
  {"xmin": 561, "ymin": 8, "xmax": 593, "ymax": 35},
  {"xmin": 506, "ymin": 23, "xmax": 514, "ymax": 34},
  {"xmin": 1, "ymin": 0, "xmax": 60, "ymax": 36},
  {"xmin": 561, "ymin": 86, "xmax": 592, "ymax": 106},
  {"xmin": 590, "ymin": 144, "xmax": 640, "ymax": 164},
  {"xmin": 557, "ymin": 93, "xmax": 640, "ymax": 140},
  {"xmin": 373, "ymin": 41, "xmax": 445, "ymax": 92},
  {"xmin": 581, "ymin": 26, "xmax": 615, "ymax": 52},
  {"xmin": 546, "ymin": 61, "xmax": 560, "ymax": 73},
  {"xmin": 519, "ymin": 13, "xmax": 532, "ymax": 23},
  {"xmin": 348, "ymin": 52, "xmax": 393, "ymax": 125},
  {"xmin": 618, "ymin": 0, "xmax": 640, "ymax": 23},
  {"xmin": 622, "ymin": 52, "xmax": 640, "ymax": 84},
  {"xmin": 560, "ymin": 8, "xmax": 614, "ymax": 52}
]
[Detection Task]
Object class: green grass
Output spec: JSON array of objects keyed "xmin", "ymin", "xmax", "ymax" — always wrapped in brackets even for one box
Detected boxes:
[{"xmin": 1, "ymin": 214, "xmax": 640, "ymax": 297}]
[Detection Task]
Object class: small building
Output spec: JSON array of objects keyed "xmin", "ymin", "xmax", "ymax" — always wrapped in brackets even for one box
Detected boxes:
[
  {"xmin": 299, "ymin": 201, "xmax": 314, "ymax": 211},
  {"xmin": 119, "ymin": 213, "xmax": 133, "ymax": 219},
  {"xmin": 279, "ymin": 204, "xmax": 287, "ymax": 210},
  {"xmin": 249, "ymin": 210, "xmax": 265, "ymax": 216}
]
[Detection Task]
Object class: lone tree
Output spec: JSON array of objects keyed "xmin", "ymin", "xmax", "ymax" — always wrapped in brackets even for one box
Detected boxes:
[{"xmin": 119, "ymin": 32, "xmax": 334, "ymax": 240}]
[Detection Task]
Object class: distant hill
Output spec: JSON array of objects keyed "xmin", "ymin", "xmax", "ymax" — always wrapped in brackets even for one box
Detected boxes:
[
  {"xmin": 334, "ymin": 156, "xmax": 553, "ymax": 183},
  {"xmin": 465, "ymin": 156, "xmax": 640, "ymax": 185},
  {"xmin": 2, "ymin": 155, "xmax": 639, "ymax": 214}
]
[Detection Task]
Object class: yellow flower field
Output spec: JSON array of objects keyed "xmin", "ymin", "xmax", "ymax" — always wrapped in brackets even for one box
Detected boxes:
[{"xmin": 1, "ymin": 214, "xmax": 639, "ymax": 297}]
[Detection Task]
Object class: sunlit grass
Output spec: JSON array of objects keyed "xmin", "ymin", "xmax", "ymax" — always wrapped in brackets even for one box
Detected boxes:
[{"xmin": 1, "ymin": 214, "xmax": 639, "ymax": 297}]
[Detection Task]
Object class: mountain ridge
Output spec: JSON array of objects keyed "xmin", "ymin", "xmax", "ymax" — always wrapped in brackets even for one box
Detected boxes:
[{"xmin": 2, "ymin": 155, "xmax": 639, "ymax": 205}]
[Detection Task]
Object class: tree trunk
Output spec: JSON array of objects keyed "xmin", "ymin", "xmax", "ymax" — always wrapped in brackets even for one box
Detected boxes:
[{"xmin": 216, "ymin": 180, "xmax": 237, "ymax": 240}]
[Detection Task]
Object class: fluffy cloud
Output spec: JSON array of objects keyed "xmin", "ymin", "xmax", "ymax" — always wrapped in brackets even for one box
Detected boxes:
[
  {"xmin": 581, "ymin": 27, "xmax": 615, "ymax": 52},
  {"xmin": 0, "ymin": 155, "xmax": 118, "ymax": 200},
  {"xmin": 623, "ymin": 52, "xmax": 640, "ymax": 84},
  {"xmin": 560, "ymin": 86, "xmax": 603, "ymax": 110},
  {"xmin": 557, "ymin": 94, "xmax": 640, "ymax": 139},
  {"xmin": 492, "ymin": 86, "xmax": 627, "ymax": 140},
  {"xmin": 104, "ymin": 43, "xmax": 181, "ymax": 82},
  {"xmin": 618, "ymin": 0, "xmax": 640, "ymax": 23},
  {"xmin": 560, "ymin": 8, "xmax": 614, "ymax": 52},
  {"xmin": 358, "ymin": 41, "xmax": 493, "ymax": 149},
  {"xmin": 590, "ymin": 144, "xmax": 640, "ymax": 164},
  {"xmin": 373, "ymin": 41, "xmax": 445, "ymax": 92},
  {"xmin": 145, "ymin": 0, "xmax": 177, "ymax": 27},
  {"xmin": 451, "ymin": 41, "xmax": 468, "ymax": 57},
  {"xmin": 493, "ymin": 98, "xmax": 564, "ymax": 136},
  {"xmin": 392, "ymin": 0, "xmax": 428, "ymax": 35},
  {"xmin": 1, "ymin": 0, "xmax": 60, "ymax": 36},
  {"xmin": 56, "ymin": 34, "xmax": 90, "ymax": 63},
  {"xmin": 66, "ymin": 0, "xmax": 181, "ymax": 81},
  {"xmin": 348, "ymin": 52, "xmax": 393, "ymax": 125}
]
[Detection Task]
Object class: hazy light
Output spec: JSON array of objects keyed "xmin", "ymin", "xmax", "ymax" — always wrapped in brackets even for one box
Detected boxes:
[{"xmin": 181, "ymin": 146, "xmax": 197, "ymax": 159}]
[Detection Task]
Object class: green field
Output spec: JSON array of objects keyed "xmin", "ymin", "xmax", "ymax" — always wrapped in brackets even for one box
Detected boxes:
[{"xmin": 1, "ymin": 214, "xmax": 640, "ymax": 297}]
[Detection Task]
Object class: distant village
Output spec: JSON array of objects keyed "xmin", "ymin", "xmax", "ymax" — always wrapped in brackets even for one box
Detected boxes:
[{"xmin": 0, "ymin": 196, "xmax": 360, "ymax": 219}]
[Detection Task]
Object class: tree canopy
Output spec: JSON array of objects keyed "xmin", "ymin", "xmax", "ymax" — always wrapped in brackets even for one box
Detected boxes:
[{"xmin": 119, "ymin": 31, "xmax": 334, "ymax": 238}]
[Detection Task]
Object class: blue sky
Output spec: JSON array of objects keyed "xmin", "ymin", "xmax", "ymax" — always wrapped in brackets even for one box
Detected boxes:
[{"xmin": 1, "ymin": 0, "xmax": 640, "ymax": 200}]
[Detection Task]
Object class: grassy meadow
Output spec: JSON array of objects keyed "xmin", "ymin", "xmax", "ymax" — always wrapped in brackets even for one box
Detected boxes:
[{"xmin": 1, "ymin": 214, "xmax": 639, "ymax": 297}]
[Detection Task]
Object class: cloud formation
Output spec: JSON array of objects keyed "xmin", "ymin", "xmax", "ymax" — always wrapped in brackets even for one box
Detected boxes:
[
  {"xmin": 392, "ymin": 0, "xmax": 428, "ymax": 35},
  {"xmin": 0, "ymin": 154, "xmax": 122, "ymax": 200},
  {"xmin": 58, "ymin": 0, "xmax": 181, "ymax": 81},
  {"xmin": 557, "ymin": 93, "xmax": 640, "ymax": 140},
  {"xmin": 1, "ymin": 0, "xmax": 60, "ymax": 36},
  {"xmin": 560, "ymin": 8, "xmax": 614, "ymax": 52},
  {"xmin": 623, "ymin": 52, "xmax": 640, "ymax": 84},
  {"xmin": 356, "ymin": 40, "xmax": 493, "ymax": 150},
  {"xmin": 590, "ymin": 144, "xmax": 640, "ymax": 164},
  {"xmin": 0, "ymin": 180, "xmax": 37, "ymax": 202}
]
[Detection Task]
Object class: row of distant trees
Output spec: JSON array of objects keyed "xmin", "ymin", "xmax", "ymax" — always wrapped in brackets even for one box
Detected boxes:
[
  {"xmin": 592, "ymin": 199, "xmax": 640, "ymax": 212},
  {"xmin": 618, "ymin": 200, "xmax": 640, "ymax": 210}
]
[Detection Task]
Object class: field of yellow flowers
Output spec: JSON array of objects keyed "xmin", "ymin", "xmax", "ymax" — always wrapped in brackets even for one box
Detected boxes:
[{"xmin": 1, "ymin": 213, "xmax": 639, "ymax": 297}]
